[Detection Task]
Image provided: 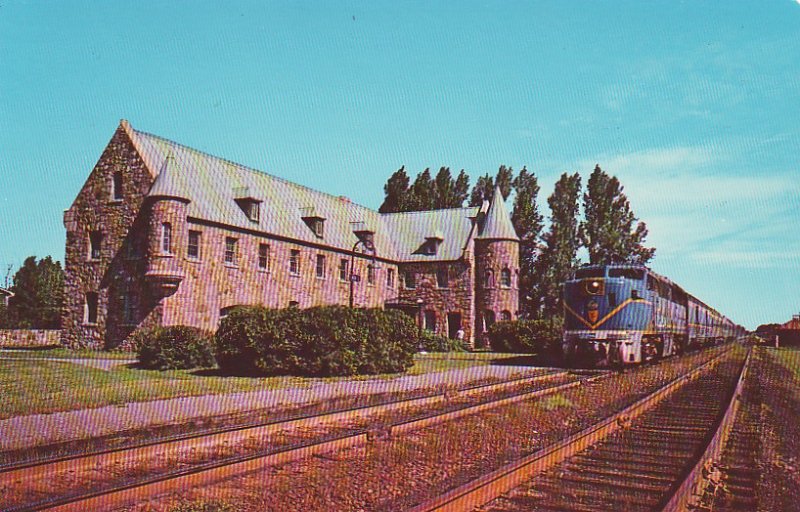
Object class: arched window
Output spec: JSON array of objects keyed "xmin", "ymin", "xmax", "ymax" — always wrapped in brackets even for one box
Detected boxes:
[
  {"xmin": 161, "ymin": 223, "xmax": 172, "ymax": 254},
  {"xmin": 500, "ymin": 268, "xmax": 511, "ymax": 288},
  {"xmin": 483, "ymin": 310, "xmax": 495, "ymax": 332},
  {"xmin": 501, "ymin": 310, "xmax": 512, "ymax": 321},
  {"xmin": 483, "ymin": 269, "xmax": 494, "ymax": 289}
]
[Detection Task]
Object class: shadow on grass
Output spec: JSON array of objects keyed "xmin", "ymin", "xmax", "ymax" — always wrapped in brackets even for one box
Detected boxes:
[{"xmin": 0, "ymin": 344, "xmax": 61, "ymax": 352}]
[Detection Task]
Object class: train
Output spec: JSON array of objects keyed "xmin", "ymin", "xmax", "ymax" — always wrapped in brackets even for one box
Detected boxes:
[{"xmin": 562, "ymin": 264, "xmax": 747, "ymax": 367}]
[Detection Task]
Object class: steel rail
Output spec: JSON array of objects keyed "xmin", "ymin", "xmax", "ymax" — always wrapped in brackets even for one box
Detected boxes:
[
  {"xmin": 4, "ymin": 370, "xmax": 598, "ymax": 512},
  {"xmin": 407, "ymin": 345, "xmax": 739, "ymax": 512},
  {"xmin": 659, "ymin": 348, "xmax": 752, "ymax": 512},
  {"xmin": 0, "ymin": 369, "xmax": 570, "ymax": 481}
]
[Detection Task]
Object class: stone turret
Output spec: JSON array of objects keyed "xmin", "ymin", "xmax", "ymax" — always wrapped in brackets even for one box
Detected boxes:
[
  {"xmin": 145, "ymin": 153, "xmax": 190, "ymax": 297},
  {"xmin": 474, "ymin": 186, "xmax": 520, "ymax": 344}
]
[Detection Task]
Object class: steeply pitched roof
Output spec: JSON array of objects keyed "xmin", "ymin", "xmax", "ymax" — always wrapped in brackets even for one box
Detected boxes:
[
  {"xmin": 476, "ymin": 186, "xmax": 519, "ymax": 241},
  {"xmin": 147, "ymin": 153, "xmax": 192, "ymax": 202},
  {"xmin": 122, "ymin": 121, "xmax": 509, "ymax": 262}
]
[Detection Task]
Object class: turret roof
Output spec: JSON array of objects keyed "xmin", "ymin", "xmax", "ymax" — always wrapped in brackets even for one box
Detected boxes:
[{"xmin": 476, "ymin": 186, "xmax": 519, "ymax": 241}]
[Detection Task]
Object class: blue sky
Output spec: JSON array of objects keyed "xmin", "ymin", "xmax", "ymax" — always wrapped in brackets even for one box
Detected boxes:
[{"xmin": 1, "ymin": 1, "xmax": 798, "ymax": 329}]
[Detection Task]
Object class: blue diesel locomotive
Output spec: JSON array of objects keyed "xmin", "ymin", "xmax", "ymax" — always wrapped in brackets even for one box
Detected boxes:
[{"xmin": 562, "ymin": 265, "xmax": 745, "ymax": 367}]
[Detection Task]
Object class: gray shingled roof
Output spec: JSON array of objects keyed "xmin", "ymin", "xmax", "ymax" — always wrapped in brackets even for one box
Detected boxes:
[
  {"xmin": 122, "ymin": 121, "xmax": 503, "ymax": 262},
  {"xmin": 476, "ymin": 186, "xmax": 519, "ymax": 241}
]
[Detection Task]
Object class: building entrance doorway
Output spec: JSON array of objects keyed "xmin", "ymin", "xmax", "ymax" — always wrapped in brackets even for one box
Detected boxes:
[{"xmin": 447, "ymin": 312, "xmax": 462, "ymax": 339}]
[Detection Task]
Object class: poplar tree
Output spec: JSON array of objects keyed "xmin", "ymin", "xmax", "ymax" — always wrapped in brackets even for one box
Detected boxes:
[
  {"xmin": 379, "ymin": 166, "xmax": 411, "ymax": 213},
  {"xmin": 580, "ymin": 165, "xmax": 655, "ymax": 265},
  {"xmin": 453, "ymin": 169, "xmax": 470, "ymax": 207},
  {"xmin": 535, "ymin": 172, "xmax": 582, "ymax": 318},
  {"xmin": 511, "ymin": 166, "xmax": 543, "ymax": 317},
  {"xmin": 408, "ymin": 168, "xmax": 435, "ymax": 211},
  {"xmin": 469, "ymin": 174, "xmax": 494, "ymax": 206},
  {"xmin": 495, "ymin": 165, "xmax": 514, "ymax": 201}
]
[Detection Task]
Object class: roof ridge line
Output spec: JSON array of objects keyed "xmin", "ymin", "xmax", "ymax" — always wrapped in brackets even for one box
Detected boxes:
[{"xmin": 130, "ymin": 125, "xmax": 380, "ymax": 214}]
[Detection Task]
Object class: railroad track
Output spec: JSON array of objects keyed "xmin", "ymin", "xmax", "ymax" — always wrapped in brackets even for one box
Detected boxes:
[
  {"xmin": 1, "ymin": 368, "xmax": 598, "ymax": 512},
  {"xmin": 410, "ymin": 346, "xmax": 748, "ymax": 512}
]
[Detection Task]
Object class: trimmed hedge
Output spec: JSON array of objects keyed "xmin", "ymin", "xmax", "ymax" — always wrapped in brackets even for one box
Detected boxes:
[
  {"xmin": 418, "ymin": 331, "xmax": 468, "ymax": 352},
  {"xmin": 134, "ymin": 326, "xmax": 216, "ymax": 370},
  {"xmin": 488, "ymin": 318, "xmax": 562, "ymax": 358},
  {"xmin": 215, "ymin": 306, "xmax": 418, "ymax": 377}
]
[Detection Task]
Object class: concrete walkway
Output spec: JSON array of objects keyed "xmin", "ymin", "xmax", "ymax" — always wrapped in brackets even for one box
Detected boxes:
[{"xmin": 0, "ymin": 364, "xmax": 545, "ymax": 451}]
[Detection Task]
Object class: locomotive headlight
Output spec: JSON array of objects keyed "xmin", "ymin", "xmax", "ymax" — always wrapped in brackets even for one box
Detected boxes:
[{"xmin": 584, "ymin": 279, "xmax": 604, "ymax": 295}]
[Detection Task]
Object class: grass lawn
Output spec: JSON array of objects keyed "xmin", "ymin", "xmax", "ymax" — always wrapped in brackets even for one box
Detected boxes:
[
  {"xmin": 0, "ymin": 351, "xmax": 505, "ymax": 419},
  {"xmin": 770, "ymin": 347, "xmax": 800, "ymax": 385},
  {"xmin": 0, "ymin": 347, "xmax": 134, "ymax": 360}
]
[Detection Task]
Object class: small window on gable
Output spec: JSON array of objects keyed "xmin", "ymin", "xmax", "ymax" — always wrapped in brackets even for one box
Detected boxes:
[
  {"xmin": 436, "ymin": 267, "xmax": 448, "ymax": 288},
  {"xmin": 89, "ymin": 231, "xmax": 103, "ymax": 260},
  {"xmin": 500, "ymin": 268, "xmax": 511, "ymax": 288},
  {"xmin": 85, "ymin": 292, "xmax": 99, "ymax": 324},
  {"xmin": 418, "ymin": 234, "xmax": 443, "ymax": 256},
  {"xmin": 112, "ymin": 172, "xmax": 123, "ymax": 200}
]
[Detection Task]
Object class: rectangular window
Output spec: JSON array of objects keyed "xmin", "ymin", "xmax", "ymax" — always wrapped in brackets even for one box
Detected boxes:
[
  {"xmin": 248, "ymin": 202, "xmax": 260, "ymax": 222},
  {"xmin": 436, "ymin": 267, "xmax": 448, "ymax": 288},
  {"xmin": 258, "ymin": 243, "xmax": 270, "ymax": 270},
  {"xmin": 123, "ymin": 294, "xmax": 136, "ymax": 324},
  {"xmin": 387, "ymin": 268, "xmax": 395, "ymax": 287},
  {"xmin": 405, "ymin": 272, "xmax": 416, "ymax": 289},
  {"xmin": 112, "ymin": 172, "xmax": 123, "ymax": 200},
  {"xmin": 187, "ymin": 230, "xmax": 201, "ymax": 259},
  {"xmin": 290, "ymin": 249, "xmax": 300, "ymax": 275},
  {"xmin": 85, "ymin": 292, "xmax": 98, "ymax": 324},
  {"xmin": 424, "ymin": 310, "xmax": 436, "ymax": 331},
  {"xmin": 339, "ymin": 259, "xmax": 349, "ymax": 281},
  {"xmin": 224, "ymin": 237, "xmax": 238, "ymax": 265},
  {"xmin": 89, "ymin": 231, "xmax": 103, "ymax": 260},
  {"xmin": 367, "ymin": 264, "xmax": 376, "ymax": 285},
  {"xmin": 161, "ymin": 223, "xmax": 172, "ymax": 254},
  {"xmin": 316, "ymin": 254, "xmax": 326, "ymax": 278}
]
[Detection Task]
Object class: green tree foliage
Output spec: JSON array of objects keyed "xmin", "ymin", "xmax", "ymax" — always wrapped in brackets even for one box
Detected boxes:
[
  {"xmin": 4, "ymin": 256, "xmax": 64, "ymax": 329},
  {"xmin": 511, "ymin": 167, "xmax": 544, "ymax": 318},
  {"xmin": 469, "ymin": 174, "xmax": 494, "ymax": 206},
  {"xmin": 378, "ymin": 166, "xmax": 411, "ymax": 213},
  {"xmin": 432, "ymin": 167, "xmax": 470, "ymax": 209},
  {"xmin": 407, "ymin": 168, "xmax": 435, "ymax": 211},
  {"xmin": 495, "ymin": 165, "xmax": 514, "ymax": 201},
  {"xmin": 580, "ymin": 165, "xmax": 655, "ymax": 265},
  {"xmin": 487, "ymin": 318, "xmax": 562, "ymax": 361},
  {"xmin": 535, "ymin": 173, "xmax": 582, "ymax": 318}
]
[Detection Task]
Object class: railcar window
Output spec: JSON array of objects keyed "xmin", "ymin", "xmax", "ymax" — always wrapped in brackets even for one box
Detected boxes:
[
  {"xmin": 608, "ymin": 268, "xmax": 644, "ymax": 280},
  {"xmin": 575, "ymin": 268, "xmax": 604, "ymax": 279}
]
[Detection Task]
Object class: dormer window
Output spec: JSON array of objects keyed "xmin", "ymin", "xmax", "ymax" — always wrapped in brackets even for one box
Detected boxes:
[
  {"xmin": 301, "ymin": 208, "xmax": 326, "ymax": 238},
  {"xmin": 418, "ymin": 233, "xmax": 443, "ymax": 256},
  {"xmin": 351, "ymin": 221, "xmax": 375, "ymax": 252},
  {"xmin": 234, "ymin": 186, "xmax": 262, "ymax": 223}
]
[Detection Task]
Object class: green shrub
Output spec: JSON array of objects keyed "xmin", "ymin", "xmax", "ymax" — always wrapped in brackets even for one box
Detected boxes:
[
  {"xmin": 418, "ymin": 330, "xmax": 468, "ymax": 352},
  {"xmin": 134, "ymin": 326, "xmax": 216, "ymax": 370},
  {"xmin": 488, "ymin": 318, "xmax": 562, "ymax": 359},
  {"xmin": 215, "ymin": 306, "xmax": 418, "ymax": 377}
]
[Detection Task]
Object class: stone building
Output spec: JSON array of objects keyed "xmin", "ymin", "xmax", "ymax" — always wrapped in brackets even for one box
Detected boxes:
[{"xmin": 62, "ymin": 120, "xmax": 519, "ymax": 349}]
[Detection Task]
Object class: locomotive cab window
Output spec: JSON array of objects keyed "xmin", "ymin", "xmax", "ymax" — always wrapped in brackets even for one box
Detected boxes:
[
  {"xmin": 575, "ymin": 267, "xmax": 604, "ymax": 279},
  {"xmin": 608, "ymin": 268, "xmax": 644, "ymax": 280}
]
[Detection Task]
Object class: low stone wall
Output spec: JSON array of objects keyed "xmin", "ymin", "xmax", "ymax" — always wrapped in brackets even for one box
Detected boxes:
[{"xmin": 0, "ymin": 329, "xmax": 61, "ymax": 348}]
